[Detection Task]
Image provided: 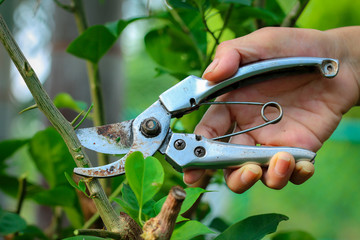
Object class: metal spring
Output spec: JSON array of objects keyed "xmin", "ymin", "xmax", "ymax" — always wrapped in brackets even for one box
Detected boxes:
[{"xmin": 200, "ymin": 101, "xmax": 283, "ymax": 140}]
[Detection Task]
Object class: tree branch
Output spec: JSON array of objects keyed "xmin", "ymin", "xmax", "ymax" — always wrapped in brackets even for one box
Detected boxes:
[
  {"xmin": 0, "ymin": 15, "xmax": 141, "ymax": 238},
  {"xmin": 281, "ymin": 0, "xmax": 310, "ymax": 27},
  {"xmin": 142, "ymin": 186, "xmax": 186, "ymax": 240}
]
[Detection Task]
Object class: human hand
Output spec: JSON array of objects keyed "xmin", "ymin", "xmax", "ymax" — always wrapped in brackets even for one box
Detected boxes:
[{"xmin": 184, "ymin": 27, "xmax": 360, "ymax": 193}]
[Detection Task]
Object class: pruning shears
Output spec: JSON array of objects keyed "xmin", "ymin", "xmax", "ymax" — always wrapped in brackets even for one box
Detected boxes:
[{"xmin": 74, "ymin": 57, "xmax": 339, "ymax": 178}]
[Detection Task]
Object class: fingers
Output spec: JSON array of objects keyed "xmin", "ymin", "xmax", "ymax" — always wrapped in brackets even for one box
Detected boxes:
[
  {"xmin": 224, "ymin": 164, "xmax": 262, "ymax": 194},
  {"xmin": 183, "ymin": 169, "xmax": 206, "ymax": 185},
  {"xmin": 262, "ymin": 152, "xmax": 296, "ymax": 189},
  {"xmin": 223, "ymin": 152, "xmax": 314, "ymax": 194},
  {"xmin": 290, "ymin": 160, "xmax": 315, "ymax": 184}
]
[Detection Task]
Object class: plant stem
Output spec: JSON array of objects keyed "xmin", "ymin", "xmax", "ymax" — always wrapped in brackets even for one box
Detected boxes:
[
  {"xmin": 74, "ymin": 229, "xmax": 123, "ymax": 239},
  {"xmin": 142, "ymin": 186, "xmax": 186, "ymax": 240},
  {"xmin": 82, "ymin": 181, "xmax": 124, "ymax": 229},
  {"xmin": 204, "ymin": 4, "xmax": 234, "ymax": 72},
  {"xmin": 166, "ymin": 2, "xmax": 205, "ymax": 67},
  {"xmin": 71, "ymin": 0, "xmax": 110, "ymax": 191},
  {"xmin": 15, "ymin": 175, "xmax": 27, "ymax": 214},
  {"xmin": 281, "ymin": 0, "xmax": 310, "ymax": 27},
  {"xmin": 0, "ymin": 15, "xmax": 141, "ymax": 236}
]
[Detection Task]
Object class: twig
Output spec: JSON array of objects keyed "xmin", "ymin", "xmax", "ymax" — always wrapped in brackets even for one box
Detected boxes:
[
  {"xmin": 142, "ymin": 186, "xmax": 186, "ymax": 240},
  {"xmin": 0, "ymin": 15, "xmax": 141, "ymax": 237},
  {"xmin": 281, "ymin": 0, "xmax": 310, "ymax": 27},
  {"xmin": 53, "ymin": 0, "xmax": 75, "ymax": 12},
  {"xmin": 165, "ymin": 1, "xmax": 205, "ymax": 66},
  {"xmin": 74, "ymin": 229, "xmax": 123, "ymax": 239},
  {"xmin": 73, "ymin": 103, "xmax": 93, "ymax": 129},
  {"xmin": 18, "ymin": 104, "xmax": 37, "ymax": 114},
  {"xmin": 204, "ymin": 4, "xmax": 234, "ymax": 70},
  {"xmin": 15, "ymin": 175, "xmax": 27, "ymax": 214}
]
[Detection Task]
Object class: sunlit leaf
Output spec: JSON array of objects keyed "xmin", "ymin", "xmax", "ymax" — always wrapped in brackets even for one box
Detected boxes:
[
  {"xmin": 214, "ymin": 213, "xmax": 289, "ymax": 240},
  {"xmin": 0, "ymin": 209, "xmax": 27, "ymax": 236},
  {"xmin": 29, "ymin": 128, "xmax": 75, "ymax": 188},
  {"xmin": 171, "ymin": 220, "xmax": 214, "ymax": 240},
  {"xmin": 125, "ymin": 152, "xmax": 164, "ymax": 210},
  {"xmin": 53, "ymin": 93, "xmax": 87, "ymax": 112},
  {"xmin": 271, "ymin": 230, "xmax": 316, "ymax": 240}
]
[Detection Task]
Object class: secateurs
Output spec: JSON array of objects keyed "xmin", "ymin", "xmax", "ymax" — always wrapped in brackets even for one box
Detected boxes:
[{"xmin": 74, "ymin": 57, "xmax": 339, "ymax": 178}]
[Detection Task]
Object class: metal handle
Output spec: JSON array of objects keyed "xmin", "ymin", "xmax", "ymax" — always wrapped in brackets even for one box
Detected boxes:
[
  {"xmin": 164, "ymin": 133, "xmax": 315, "ymax": 172},
  {"xmin": 159, "ymin": 57, "xmax": 339, "ymax": 116}
]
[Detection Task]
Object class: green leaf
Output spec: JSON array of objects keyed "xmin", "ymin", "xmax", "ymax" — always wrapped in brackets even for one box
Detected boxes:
[
  {"xmin": 171, "ymin": 220, "xmax": 214, "ymax": 240},
  {"xmin": 64, "ymin": 172, "xmax": 88, "ymax": 197},
  {"xmin": 13, "ymin": 225, "xmax": 48, "ymax": 240},
  {"xmin": 144, "ymin": 26, "xmax": 201, "ymax": 73},
  {"xmin": 67, "ymin": 25, "xmax": 116, "ymax": 63},
  {"xmin": 0, "ymin": 174, "xmax": 43, "ymax": 199},
  {"xmin": 219, "ymin": 0, "xmax": 252, "ymax": 5},
  {"xmin": 53, "ymin": 93, "xmax": 87, "ymax": 112},
  {"xmin": 0, "ymin": 208, "xmax": 27, "ymax": 236},
  {"xmin": 29, "ymin": 128, "xmax": 75, "ymax": 188},
  {"xmin": 31, "ymin": 185, "xmax": 76, "ymax": 207},
  {"xmin": 271, "ymin": 230, "xmax": 316, "ymax": 240},
  {"xmin": 67, "ymin": 17, "xmax": 145, "ymax": 63},
  {"xmin": 0, "ymin": 139, "xmax": 29, "ymax": 173},
  {"xmin": 63, "ymin": 236, "xmax": 106, "ymax": 240},
  {"xmin": 113, "ymin": 184, "xmax": 140, "ymax": 221},
  {"xmin": 125, "ymin": 152, "xmax": 164, "ymax": 210},
  {"xmin": 214, "ymin": 213, "xmax": 289, "ymax": 240}
]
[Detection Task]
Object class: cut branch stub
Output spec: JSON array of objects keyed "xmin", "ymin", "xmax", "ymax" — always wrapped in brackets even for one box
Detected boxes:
[{"xmin": 141, "ymin": 186, "xmax": 186, "ymax": 240}]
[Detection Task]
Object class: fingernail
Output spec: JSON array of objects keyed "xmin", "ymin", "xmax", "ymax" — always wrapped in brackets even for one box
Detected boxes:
[
  {"xmin": 202, "ymin": 58, "xmax": 219, "ymax": 78},
  {"xmin": 241, "ymin": 165, "xmax": 261, "ymax": 184},
  {"xmin": 274, "ymin": 153, "xmax": 291, "ymax": 177}
]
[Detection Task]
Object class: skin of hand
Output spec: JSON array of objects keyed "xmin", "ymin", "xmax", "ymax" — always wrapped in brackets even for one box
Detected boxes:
[{"xmin": 183, "ymin": 26, "xmax": 360, "ymax": 193}]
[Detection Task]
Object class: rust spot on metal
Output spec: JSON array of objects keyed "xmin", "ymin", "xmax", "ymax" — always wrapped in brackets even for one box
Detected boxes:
[{"xmin": 95, "ymin": 120, "xmax": 133, "ymax": 148}]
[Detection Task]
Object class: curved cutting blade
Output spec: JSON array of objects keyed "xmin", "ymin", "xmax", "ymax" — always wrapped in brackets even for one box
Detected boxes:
[{"xmin": 76, "ymin": 120, "xmax": 133, "ymax": 155}]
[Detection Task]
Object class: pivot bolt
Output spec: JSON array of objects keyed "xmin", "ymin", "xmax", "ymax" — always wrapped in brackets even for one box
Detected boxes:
[
  {"xmin": 140, "ymin": 118, "xmax": 161, "ymax": 137},
  {"xmin": 194, "ymin": 146, "xmax": 206, "ymax": 157},
  {"xmin": 174, "ymin": 139, "xmax": 186, "ymax": 150}
]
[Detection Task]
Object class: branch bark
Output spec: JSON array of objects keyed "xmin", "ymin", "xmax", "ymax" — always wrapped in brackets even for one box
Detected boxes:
[
  {"xmin": 281, "ymin": 0, "xmax": 310, "ymax": 27},
  {"xmin": 142, "ymin": 186, "xmax": 186, "ymax": 240},
  {"xmin": 0, "ymin": 14, "xmax": 141, "ymax": 238}
]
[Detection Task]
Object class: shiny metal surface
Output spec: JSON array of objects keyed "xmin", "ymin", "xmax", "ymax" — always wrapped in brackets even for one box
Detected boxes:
[
  {"xmin": 74, "ymin": 101, "xmax": 171, "ymax": 177},
  {"xmin": 165, "ymin": 133, "xmax": 316, "ymax": 172},
  {"xmin": 159, "ymin": 57, "xmax": 339, "ymax": 115},
  {"xmin": 76, "ymin": 120, "xmax": 133, "ymax": 155}
]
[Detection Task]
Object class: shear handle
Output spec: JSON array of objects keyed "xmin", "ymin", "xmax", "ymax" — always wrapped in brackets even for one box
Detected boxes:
[
  {"xmin": 159, "ymin": 57, "xmax": 338, "ymax": 117},
  {"xmin": 164, "ymin": 133, "xmax": 315, "ymax": 172}
]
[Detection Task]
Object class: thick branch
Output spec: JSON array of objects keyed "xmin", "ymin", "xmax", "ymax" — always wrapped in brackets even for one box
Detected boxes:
[
  {"xmin": 142, "ymin": 186, "xmax": 186, "ymax": 240},
  {"xmin": 0, "ymin": 15, "xmax": 140, "ymax": 237},
  {"xmin": 281, "ymin": 0, "xmax": 310, "ymax": 27}
]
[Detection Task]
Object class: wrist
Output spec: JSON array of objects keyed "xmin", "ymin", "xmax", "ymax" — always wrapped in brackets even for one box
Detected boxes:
[{"xmin": 325, "ymin": 27, "xmax": 360, "ymax": 106}]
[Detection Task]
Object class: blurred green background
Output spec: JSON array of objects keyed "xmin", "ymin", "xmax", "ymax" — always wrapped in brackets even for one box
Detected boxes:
[{"xmin": 1, "ymin": 0, "xmax": 360, "ymax": 239}]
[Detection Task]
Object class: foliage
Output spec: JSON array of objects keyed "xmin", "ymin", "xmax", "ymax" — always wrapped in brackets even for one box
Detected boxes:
[{"xmin": 0, "ymin": 0, "xmax": 322, "ymax": 239}]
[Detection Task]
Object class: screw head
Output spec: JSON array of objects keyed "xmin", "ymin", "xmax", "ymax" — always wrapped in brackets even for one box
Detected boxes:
[
  {"xmin": 140, "ymin": 118, "xmax": 161, "ymax": 137},
  {"xmin": 194, "ymin": 146, "xmax": 206, "ymax": 157},
  {"xmin": 174, "ymin": 139, "xmax": 186, "ymax": 150}
]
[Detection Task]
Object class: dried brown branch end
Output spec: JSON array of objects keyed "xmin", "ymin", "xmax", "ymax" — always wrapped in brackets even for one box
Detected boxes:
[{"xmin": 141, "ymin": 186, "xmax": 186, "ymax": 240}]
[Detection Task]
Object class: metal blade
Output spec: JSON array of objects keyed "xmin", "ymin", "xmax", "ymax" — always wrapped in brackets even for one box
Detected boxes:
[{"xmin": 76, "ymin": 120, "xmax": 133, "ymax": 154}]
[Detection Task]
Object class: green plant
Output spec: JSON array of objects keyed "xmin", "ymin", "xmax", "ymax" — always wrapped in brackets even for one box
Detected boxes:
[{"xmin": 0, "ymin": 0, "xmax": 317, "ymax": 239}]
